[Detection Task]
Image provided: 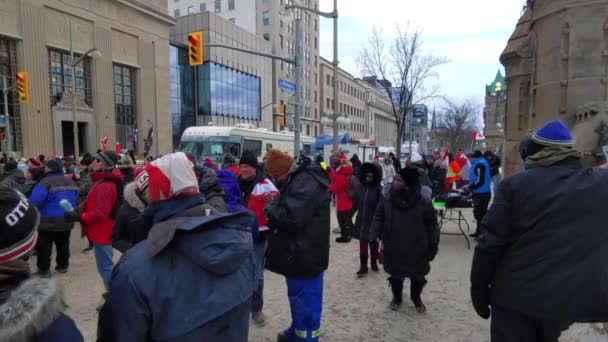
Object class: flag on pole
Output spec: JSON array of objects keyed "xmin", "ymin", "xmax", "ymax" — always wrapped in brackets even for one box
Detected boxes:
[
  {"xmin": 472, "ymin": 131, "xmax": 486, "ymax": 141},
  {"xmin": 100, "ymin": 136, "xmax": 109, "ymax": 152},
  {"xmin": 144, "ymin": 125, "xmax": 154, "ymax": 157},
  {"xmin": 131, "ymin": 127, "xmax": 138, "ymax": 153},
  {"xmin": 115, "ymin": 141, "xmax": 121, "ymax": 153}
]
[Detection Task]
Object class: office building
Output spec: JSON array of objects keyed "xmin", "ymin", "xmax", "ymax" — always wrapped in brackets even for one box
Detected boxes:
[
  {"xmin": 169, "ymin": 0, "xmax": 257, "ymax": 34},
  {"xmin": 0, "ymin": 0, "xmax": 175, "ymax": 157},
  {"xmin": 170, "ymin": 11, "xmax": 273, "ymax": 147}
]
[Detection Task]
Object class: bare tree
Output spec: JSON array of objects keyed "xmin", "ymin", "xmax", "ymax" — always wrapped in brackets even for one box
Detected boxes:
[
  {"xmin": 435, "ymin": 99, "xmax": 481, "ymax": 152},
  {"xmin": 357, "ymin": 25, "xmax": 447, "ymax": 156}
]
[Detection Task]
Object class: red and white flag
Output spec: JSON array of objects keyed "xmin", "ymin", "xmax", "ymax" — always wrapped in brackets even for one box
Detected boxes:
[{"xmin": 472, "ymin": 131, "xmax": 486, "ymax": 141}]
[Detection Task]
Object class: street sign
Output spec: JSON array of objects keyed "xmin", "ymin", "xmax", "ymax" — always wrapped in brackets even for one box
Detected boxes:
[
  {"xmin": 278, "ymin": 79, "xmax": 296, "ymax": 92},
  {"xmin": 0, "ymin": 116, "xmax": 6, "ymax": 125}
]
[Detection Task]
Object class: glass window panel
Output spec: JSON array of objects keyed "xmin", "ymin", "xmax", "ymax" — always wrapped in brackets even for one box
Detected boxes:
[
  {"xmin": 124, "ymin": 96, "xmax": 131, "ymax": 105},
  {"xmin": 124, "ymin": 86, "xmax": 130, "ymax": 96},
  {"xmin": 123, "ymin": 72, "xmax": 131, "ymax": 86},
  {"xmin": 115, "ymin": 94, "xmax": 123, "ymax": 105}
]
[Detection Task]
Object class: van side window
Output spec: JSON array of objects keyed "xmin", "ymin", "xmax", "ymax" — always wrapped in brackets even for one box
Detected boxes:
[
  {"xmin": 266, "ymin": 143, "xmax": 273, "ymax": 151},
  {"xmin": 243, "ymin": 139, "xmax": 262, "ymax": 157}
]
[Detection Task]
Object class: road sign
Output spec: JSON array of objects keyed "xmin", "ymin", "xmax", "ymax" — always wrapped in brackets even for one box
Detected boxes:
[
  {"xmin": 278, "ymin": 79, "xmax": 296, "ymax": 92},
  {"xmin": 0, "ymin": 116, "xmax": 6, "ymax": 125}
]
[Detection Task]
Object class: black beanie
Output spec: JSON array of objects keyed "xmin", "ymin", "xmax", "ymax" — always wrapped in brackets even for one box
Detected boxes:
[
  {"xmin": 45, "ymin": 159, "xmax": 63, "ymax": 173},
  {"xmin": 398, "ymin": 167, "xmax": 420, "ymax": 189},
  {"xmin": 0, "ymin": 188, "xmax": 39, "ymax": 263},
  {"xmin": 97, "ymin": 151, "xmax": 120, "ymax": 169},
  {"xmin": 3, "ymin": 159, "xmax": 17, "ymax": 172},
  {"xmin": 239, "ymin": 151, "xmax": 258, "ymax": 169}
]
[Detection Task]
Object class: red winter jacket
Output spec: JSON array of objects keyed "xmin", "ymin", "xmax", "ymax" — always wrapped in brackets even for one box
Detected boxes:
[
  {"xmin": 81, "ymin": 169, "xmax": 123, "ymax": 245},
  {"xmin": 329, "ymin": 165, "xmax": 354, "ymax": 212}
]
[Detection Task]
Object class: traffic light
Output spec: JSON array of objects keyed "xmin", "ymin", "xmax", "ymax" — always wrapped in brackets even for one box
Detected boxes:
[
  {"xmin": 16, "ymin": 72, "xmax": 29, "ymax": 104},
  {"xmin": 188, "ymin": 31, "xmax": 204, "ymax": 66}
]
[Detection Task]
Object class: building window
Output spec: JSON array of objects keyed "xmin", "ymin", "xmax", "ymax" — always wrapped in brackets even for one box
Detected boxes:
[
  {"xmin": 187, "ymin": 6, "xmax": 195, "ymax": 14},
  {"xmin": 314, "ymin": 37, "xmax": 317, "ymax": 49},
  {"xmin": 306, "ymin": 125, "xmax": 310, "ymax": 136},
  {"xmin": 326, "ymin": 74, "xmax": 330, "ymax": 85},
  {"xmin": 263, "ymin": 0, "xmax": 270, "ymax": 2},
  {"xmin": 49, "ymin": 49, "xmax": 92, "ymax": 106},
  {"xmin": 280, "ymin": 35, "xmax": 283, "ymax": 49},
  {"xmin": 229, "ymin": 18, "xmax": 236, "ymax": 23},
  {"xmin": 263, "ymin": 11, "xmax": 270, "ymax": 26},
  {"xmin": 215, "ymin": 0, "xmax": 221, "ymax": 13},
  {"xmin": 114, "ymin": 64, "xmax": 137, "ymax": 149},
  {"xmin": 314, "ymin": 91, "xmax": 317, "ymax": 102},
  {"xmin": 228, "ymin": 0, "xmax": 235, "ymax": 10},
  {"xmin": 174, "ymin": 9, "xmax": 180, "ymax": 16},
  {"xmin": 0, "ymin": 39, "xmax": 19, "ymax": 151},
  {"xmin": 314, "ymin": 19, "xmax": 318, "ymax": 32},
  {"xmin": 263, "ymin": 33, "xmax": 270, "ymax": 41},
  {"xmin": 326, "ymin": 98, "xmax": 330, "ymax": 108},
  {"xmin": 200, "ymin": 3, "xmax": 207, "ymax": 11}
]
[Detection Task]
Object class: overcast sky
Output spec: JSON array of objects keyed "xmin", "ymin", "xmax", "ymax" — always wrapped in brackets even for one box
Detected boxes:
[{"xmin": 318, "ymin": 0, "xmax": 525, "ymax": 108}]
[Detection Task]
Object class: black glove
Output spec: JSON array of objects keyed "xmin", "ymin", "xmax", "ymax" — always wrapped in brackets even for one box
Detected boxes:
[
  {"xmin": 470, "ymin": 286, "xmax": 491, "ymax": 319},
  {"xmin": 428, "ymin": 245, "xmax": 438, "ymax": 261},
  {"xmin": 64, "ymin": 210, "xmax": 81, "ymax": 223}
]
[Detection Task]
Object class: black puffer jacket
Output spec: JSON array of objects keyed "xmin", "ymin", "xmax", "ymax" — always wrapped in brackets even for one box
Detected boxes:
[
  {"xmin": 370, "ymin": 187, "xmax": 439, "ymax": 278},
  {"xmin": 0, "ymin": 169, "xmax": 26, "ymax": 194},
  {"xmin": 195, "ymin": 165, "xmax": 228, "ymax": 212},
  {"xmin": 111, "ymin": 182, "xmax": 149, "ymax": 253},
  {"xmin": 351, "ymin": 163, "xmax": 382, "ymax": 240},
  {"xmin": 266, "ymin": 160, "xmax": 331, "ymax": 278},
  {"xmin": 471, "ymin": 158, "xmax": 608, "ymax": 322}
]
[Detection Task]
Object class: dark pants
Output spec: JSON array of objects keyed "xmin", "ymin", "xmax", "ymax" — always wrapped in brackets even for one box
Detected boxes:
[
  {"xmin": 472, "ymin": 192, "xmax": 492, "ymax": 235},
  {"xmin": 36, "ymin": 230, "xmax": 71, "ymax": 272},
  {"xmin": 388, "ymin": 275, "xmax": 427, "ymax": 304},
  {"xmin": 359, "ymin": 238, "xmax": 379, "ymax": 261},
  {"xmin": 337, "ymin": 210, "xmax": 353, "ymax": 239},
  {"xmin": 491, "ymin": 306, "xmax": 572, "ymax": 342}
]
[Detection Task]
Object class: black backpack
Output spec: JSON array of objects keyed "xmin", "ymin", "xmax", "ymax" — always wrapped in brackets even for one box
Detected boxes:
[{"xmin": 102, "ymin": 179, "xmax": 125, "ymax": 220}]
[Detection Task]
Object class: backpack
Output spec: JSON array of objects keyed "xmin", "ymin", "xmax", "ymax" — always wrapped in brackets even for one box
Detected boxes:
[{"xmin": 101, "ymin": 179, "xmax": 125, "ymax": 220}]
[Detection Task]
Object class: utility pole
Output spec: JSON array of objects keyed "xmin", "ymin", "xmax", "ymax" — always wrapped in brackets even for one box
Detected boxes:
[
  {"xmin": 294, "ymin": 14, "xmax": 302, "ymax": 157},
  {"xmin": 332, "ymin": 0, "xmax": 339, "ymax": 152}
]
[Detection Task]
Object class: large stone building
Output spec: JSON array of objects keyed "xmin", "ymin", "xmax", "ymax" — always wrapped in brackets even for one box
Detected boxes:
[
  {"xmin": 169, "ymin": 0, "xmax": 257, "ymax": 33},
  {"xmin": 0, "ymin": 0, "xmax": 175, "ymax": 157},
  {"xmin": 501, "ymin": 0, "xmax": 608, "ymax": 175},
  {"xmin": 483, "ymin": 71, "xmax": 506, "ymax": 152},
  {"xmin": 170, "ymin": 12, "xmax": 273, "ymax": 147}
]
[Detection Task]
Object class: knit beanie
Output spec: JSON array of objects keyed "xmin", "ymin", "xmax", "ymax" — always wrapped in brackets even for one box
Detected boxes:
[
  {"xmin": 531, "ymin": 120, "xmax": 573, "ymax": 148},
  {"xmin": 239, "ymin": 151, "xmax": 258, "ymax": 169},
  {"xmin": 45, "ymin": 159, "xmax": 63, "ymax": 173},
  {"xmin": 134, "ymin": 170, "xmax": 149, "ymax": 193},
  {"xmin": 28, "ymin": 157, "xmax": 43, "ymax": 168},
  {"xmin": 97, "ymin": 151, "xmax": 120, "ymax": 169},
  {"xmin": 145, "ymin": 152, "xmax": 199, "ymax": 202},
  {"xmin": 398, "ymin": 167, "xmax": 420, "ymax": 189},
  {"xmin": 0, "ymin": 188, "xmax": 39, "ymax": 263},
  {"xmin": 264, "ymin": 150, "xmax": 294, "ymax": 179}
]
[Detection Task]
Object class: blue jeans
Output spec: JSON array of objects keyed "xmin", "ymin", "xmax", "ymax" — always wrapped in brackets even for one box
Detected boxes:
[
  {"xmin": 94, "ymin": 244, "xmax": 113, "ymax": 290},
  {"xmin": 284, "ymin": 273, "xmax": 324, "ymax": 342},
  {"xmin": 252, "ymin": 241, "xmax": 267, "ymax": 313}
]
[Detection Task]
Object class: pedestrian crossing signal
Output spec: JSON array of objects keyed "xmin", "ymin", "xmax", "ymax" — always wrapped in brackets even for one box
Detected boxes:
[
  {"xmin": 16, "ymin": 72, "xmax": 29, "ymax": 104},
  {"xmin": 188, "ymin": 32, "xmax": 204, "ymax": 66}
]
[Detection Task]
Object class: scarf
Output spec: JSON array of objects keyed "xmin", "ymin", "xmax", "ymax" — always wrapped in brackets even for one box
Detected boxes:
[
  {"xmin": 0, "ymin": 259, "xmax": 31, "ymax": 304},
  {"xmin": 526, "ymin": 147, "xmax": 582, "ymax": 168}
]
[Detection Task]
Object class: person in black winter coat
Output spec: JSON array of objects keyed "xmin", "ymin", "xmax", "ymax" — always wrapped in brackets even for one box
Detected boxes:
[
  {"xmin": 471, "ymin": 120, "xmax": 608, "ymax": 342},
  {"xmin": 0, "ymin": 159, "xmax": 26, "ymax": 194},
  {"xmin": 370, "ymin": 167, "xmax": 439, "ymax": 313},
  {"xmin": 111, "ymin": 171, "xmax": 150, "ymax": 253},
  {"xmin": 350, "ymin": 154, "xmax": 362, "ymax": 178},
  {"xmin": 351, "ymin": 162, "xmax": 382, "ymax": 277}
]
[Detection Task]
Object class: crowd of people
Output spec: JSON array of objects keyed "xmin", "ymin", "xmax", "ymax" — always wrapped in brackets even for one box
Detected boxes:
[{"xmin": 0, "ymin": 119, "xmax": 606, "ymax": 342}]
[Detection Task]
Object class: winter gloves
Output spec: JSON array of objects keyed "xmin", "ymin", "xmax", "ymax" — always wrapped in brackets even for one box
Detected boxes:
[
  {"xmin": 470, "ymin": 248, "xmax": 501, "ymax": 320},
  {"xmin": 471, "ymin": 286, "xmax": 491, "ymax": 319},
  {"xmin": 64, "ymin": 209, "xmax": 81, "ymax": 223}
]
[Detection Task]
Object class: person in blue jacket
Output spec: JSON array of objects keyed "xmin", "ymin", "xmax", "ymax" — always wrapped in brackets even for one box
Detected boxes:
[
  {"xmin": 0, "ymin": 188, "xmax": 83, "ymax": 342},
  {"xmin": 29, "ymin": 159, "xmax": 79, "ymax": 277},
  {"xmin": 466, "ymin": 150, "xmax": 492, "ymax": 238}
]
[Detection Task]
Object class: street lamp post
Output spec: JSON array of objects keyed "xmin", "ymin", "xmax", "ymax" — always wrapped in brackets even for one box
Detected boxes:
[{"xmin": 69, "ymin": 22, "xmax": 101, "ymax": 158}]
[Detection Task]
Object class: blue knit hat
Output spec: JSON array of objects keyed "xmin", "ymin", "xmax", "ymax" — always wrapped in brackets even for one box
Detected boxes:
[{"xmin": 531, "ymin": 120, "xmax": 573, "ymax": 147}]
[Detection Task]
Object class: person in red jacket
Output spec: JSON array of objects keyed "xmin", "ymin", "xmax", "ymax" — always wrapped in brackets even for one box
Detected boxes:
[
  {"xmin": 329, "ymin": 154, "xmax": 354, "ymax": 243},
  {"xmin": 79, "ymin": 151, "xmax": 122, "ymax": 291}
]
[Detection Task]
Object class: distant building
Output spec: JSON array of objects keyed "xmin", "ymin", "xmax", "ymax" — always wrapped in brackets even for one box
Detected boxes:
[
  {"xmin": 483, "ymin": 70, "xmax": 506, "ymax": 152},
  {"xmin": 410, "ymin": 104, "xmax": 429, "ymax": 152},
  {"xmin": 168, "ymin": 0, "xmax": 257, "ymax": 33}
]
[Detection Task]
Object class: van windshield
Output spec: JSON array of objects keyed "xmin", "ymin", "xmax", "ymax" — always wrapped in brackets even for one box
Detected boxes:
[{"xmin": 179, "ymin": 136, "xmax": 241, "ymax": 164}]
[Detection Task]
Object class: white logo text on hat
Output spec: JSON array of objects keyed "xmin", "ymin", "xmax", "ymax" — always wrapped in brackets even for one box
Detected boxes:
[{"xmin": 6, "ymin": 198, "xmax": 30, "ymax": 227}]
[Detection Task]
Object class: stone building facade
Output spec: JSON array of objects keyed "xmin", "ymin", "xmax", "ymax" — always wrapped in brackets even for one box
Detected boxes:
[
  {"xmin": 0, "ymin": 0, "xmax": 175, "ymax": 157},
  {"xmin": 501, "ymin": 0, "xmax": 608, "ymax": 175},
  {"xmin": 484, "ymin": 71, "xmax": 506, "ymax": 152}
]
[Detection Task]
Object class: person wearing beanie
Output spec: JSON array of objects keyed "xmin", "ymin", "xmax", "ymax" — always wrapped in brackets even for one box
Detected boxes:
[
  {"xmin": 28, "ymin": 159, "xmax": 79, "ymax": 277},
  {"xmin": 369, "ymin": 167, "xmax": 439, "ymax": 313},
  {"xmin": 0, "ymin": 188, "xmax": 84, "ymax": 341},
  {"xmin": 466, "ymin": 150, "xmax": 492, "ymax": 239},
  {"xmin": 222, "ymin": 153, "xmax": 240, "ymax": 176},
  {"xmin": 69, "ymin": 150, "xmax": 123, "ymax": 291},
  {"xmin": 74, "ymin": 152, "xmax": 95, "ymax": 253},
  {"xmin": 0, "ymin": 158, "xmax": 26, "ymax": 194},
  {"xmin": 470, "ymin": 119, "xmax": 608, "ymax": 342},
  {"xmin": 237, "ymin": 150, "xmax": 279, "ymax": 327},
  {"xmin": 329, "ymin": 154, "xmax": 355, "ymax": 243},
  {"xmin": 264, "ymin": 150, "xmax": 331, "ymax": 342},
  {"xmin": 408, "ymin": 152, "xmax": 433, "ymax": 189},
  {"xmin": 98, "ymin": 152, "xmax": 255, "ymax": 341},
  {"xmin": 111, "ymin": 170, "xmax": 150, "ymax": 253}
]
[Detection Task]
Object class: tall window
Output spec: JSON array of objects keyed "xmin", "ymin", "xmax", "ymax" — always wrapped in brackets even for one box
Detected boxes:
[
  {"xmin": 174, "ymin": 9, "xmax": 180, "ymax": 16},
  {"xmin": 0, "ymin": 39, "xmax": 18, "ymax": 150},
  {"xmin": 200, "ymin": 3, "xmax": 206, "ymax": 11},
  {"xmin": 215, "ymin": 0, "xmax": 221, "ymax": 12},
  {"xmin": 228, "ymin": 0, "xmax": 235, "ymax": 10},
  {"xmin": 187, "ymin": 6, "xmax": 194, "ymax": 14},
  {"xmin": 263, "ymin": 33, "xmax": 270, "ymax": 41},
  {"xmin": 48, "ymin": 49, "xmax": 92, "ymax": 106},
  {"xmin": 113, "ymin": 64, "xmax": 137, "ymax": 148},
  {"xmin": 263, "ymin": 11, "xmax": 270, "ymax": 26}
]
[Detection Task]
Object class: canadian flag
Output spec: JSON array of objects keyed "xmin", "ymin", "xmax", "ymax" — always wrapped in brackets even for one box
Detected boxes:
[{"xmin": 472, "ymin": 131, "xmax": 486, "ymax": 141}]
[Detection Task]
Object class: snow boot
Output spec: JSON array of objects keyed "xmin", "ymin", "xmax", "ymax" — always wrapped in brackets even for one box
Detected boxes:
[
  {"xmin": 389, "ymin": 277, "xmax": 403, "ymax": 310},
  {"xmin": 370, "ymin": 258, "xmax": 379, "ymax": 272},
  {"xmin": 356, "ymin": 256, "xmax": 369, "ymax": 278},
  {"xmin": 411, "ymin": 277, "xmax": 428, "ymax": 314}
]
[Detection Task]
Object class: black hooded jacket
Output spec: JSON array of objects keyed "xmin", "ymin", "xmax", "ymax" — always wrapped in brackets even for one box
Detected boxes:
[
  {"xmin": 351, "ymin": 163, "xmax": 382, "ymax": 240},
  {"xmin": 266, "ymin": 160, "xmax": 331, "ymax": 278},
  {"xmin": 471, "ymin": 158, "xmax": 608, "ymax": 322}
]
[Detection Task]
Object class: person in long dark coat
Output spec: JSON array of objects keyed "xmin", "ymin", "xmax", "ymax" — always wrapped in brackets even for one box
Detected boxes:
[
  {"xmin": 370, "ymin": 167, "xmax": 439, "ymax": 313},
  {"xmin": 351, "ymin": 162, "xmax": 382, "ymax": 277},
  {"xmin": 350, "ymin": 154, "xmax": 362, "ymax": 178}
]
